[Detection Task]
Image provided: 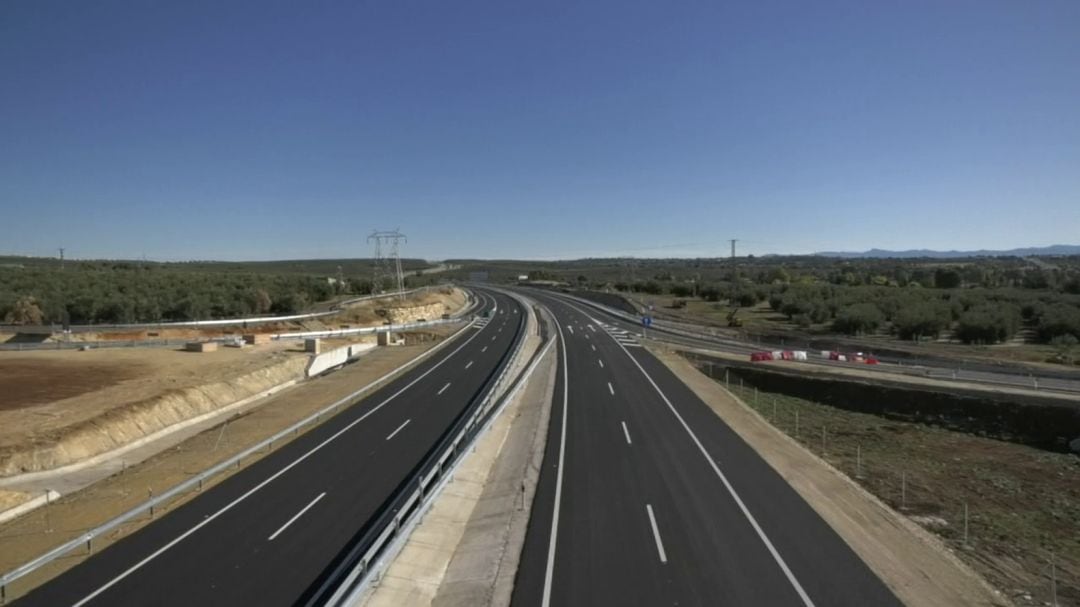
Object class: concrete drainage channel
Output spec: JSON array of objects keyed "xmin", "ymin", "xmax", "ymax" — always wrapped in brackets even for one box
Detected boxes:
[{"xmin": 310, "ymin": 290, "xmax": 550, "ymax": 607}]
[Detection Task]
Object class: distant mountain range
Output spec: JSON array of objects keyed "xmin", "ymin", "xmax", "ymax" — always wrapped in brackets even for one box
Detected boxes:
[{"xmin": 813, "ymin": 245, "xmax": 1080, "ymax": 259}]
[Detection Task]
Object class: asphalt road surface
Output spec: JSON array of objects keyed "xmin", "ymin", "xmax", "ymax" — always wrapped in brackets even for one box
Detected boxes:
[
  {"xmin": 555, "ymin": 290, "xmax": 1080, "ymax": 394},
  {"xmin": 512, "ymin": 290, "xmax": 901, "ymax": 606},
  {"xmin": 17, "ymin": 289, "xmax": 524, "ymax": 607}
]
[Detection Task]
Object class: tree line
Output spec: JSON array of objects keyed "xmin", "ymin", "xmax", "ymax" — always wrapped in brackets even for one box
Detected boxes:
[{"xmin": 0, "ymin": 264, "xmax": 401, "ymax": 325}]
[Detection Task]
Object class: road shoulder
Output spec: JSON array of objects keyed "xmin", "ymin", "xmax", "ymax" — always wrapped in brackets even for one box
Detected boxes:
[{"xmin": 650, "ymin": 346, "xmax": 1009, "ymax": 607}]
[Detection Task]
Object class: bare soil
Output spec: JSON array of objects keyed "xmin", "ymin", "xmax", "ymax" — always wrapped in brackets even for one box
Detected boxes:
[
  {"xmin": 0, "ymin": 358, "xmax": 146, "ymax": 410},
  {"xmin": 0, "ymin": 343, "xmax": 306, "ymax": 458},
  {"xmin": 0, "ymin": 331, "xmax": 460, "ymax": 600}
]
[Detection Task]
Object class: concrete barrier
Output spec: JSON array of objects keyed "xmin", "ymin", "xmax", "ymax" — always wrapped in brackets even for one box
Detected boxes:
[{"xmin": 306, "ymin": 343, "xmax": 376, "ymax": 378}]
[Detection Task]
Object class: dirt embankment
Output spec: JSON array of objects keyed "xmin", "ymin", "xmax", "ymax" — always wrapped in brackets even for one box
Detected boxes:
[
  {"xmin": 0, "ymin": 288, "xmax": 469, "ymax": 478},
  {"xmin": 0, "ymin": 345, "xmax": 309, "ymax": 477},
  {"xmin": 681, "ymin": 351, "xmax": 1080, "ymax": 452}
]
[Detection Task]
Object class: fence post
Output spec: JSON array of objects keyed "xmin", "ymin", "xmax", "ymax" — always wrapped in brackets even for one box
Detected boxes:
[
  {"xmin": 963, "ymin": 502, "xmax": 969, "ymax": 546},
  {"xmin": 856, "ymin": 445, "xmax": 863, "ymax": 479}
]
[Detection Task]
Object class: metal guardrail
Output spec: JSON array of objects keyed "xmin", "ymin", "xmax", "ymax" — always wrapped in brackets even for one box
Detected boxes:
[
  {"xmin": 307, "ymin": 292, "xmax": 543, "ymax": 606},
  {"xmin": 0, "ymin": 315, "xmax": 481, "ymax": 603}
]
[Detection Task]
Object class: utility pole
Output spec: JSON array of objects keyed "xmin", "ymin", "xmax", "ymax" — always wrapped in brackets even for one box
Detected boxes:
[
  {"xmin": 729, "ymin": 239, "xmax": 738, "ymax": 281},
  {"xmin": 58, "ymin": 247, "xmax": 65, "ymax": 271},
  {"xmin": 368, "ymin": 230, "xmax": 408, "ymax": 299}
]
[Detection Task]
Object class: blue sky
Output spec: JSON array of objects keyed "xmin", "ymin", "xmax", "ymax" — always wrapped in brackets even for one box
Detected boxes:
[{"xmin": 1, "ymin": 1, "xmax": 1078, "ymax": 260}]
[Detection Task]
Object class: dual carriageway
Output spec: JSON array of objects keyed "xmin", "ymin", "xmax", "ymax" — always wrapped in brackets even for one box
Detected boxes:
[{"xmin": 8, "ymin": 286, "xmax": 1074, "ymax": 605}]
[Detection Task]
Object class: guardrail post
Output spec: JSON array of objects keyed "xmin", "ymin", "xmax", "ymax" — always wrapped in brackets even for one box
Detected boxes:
[{"xmin": 148, "ymin": 488, "xmax": 154, "ymax": 518}]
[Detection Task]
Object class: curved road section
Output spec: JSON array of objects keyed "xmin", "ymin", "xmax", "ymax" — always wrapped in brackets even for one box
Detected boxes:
[
  {"xmin": 16, "ymin": 289, "xmax": 524, "ymax": 606},
  {"xmin": 512, "ymin": 290, "xmax": 901, "ymax": 606}
]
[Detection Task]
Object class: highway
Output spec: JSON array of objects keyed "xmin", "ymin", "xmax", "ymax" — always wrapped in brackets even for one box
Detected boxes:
[
  {"xmin": 512, "ymin": 290, "xmax": 901, "ymax": 606},
  {"xmin": 16, "ymin": 289, "xmax": 525, "ymax": 606},
  {"xmin": 558, "ymin": 291, "xmax": 1080, "ymax": 394}
]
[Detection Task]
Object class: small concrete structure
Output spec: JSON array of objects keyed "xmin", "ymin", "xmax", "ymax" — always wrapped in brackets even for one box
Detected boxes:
[
  {"xmin": 304, "ymin": 338, "xmax": 321, "ymax": 354},
  {"xmin": 185, "ymin": 341, "xmax": 218, "ymax": 353},
  {"xmin": 243, "ymin": 334, "xmax": 271, "ymax": 345}
]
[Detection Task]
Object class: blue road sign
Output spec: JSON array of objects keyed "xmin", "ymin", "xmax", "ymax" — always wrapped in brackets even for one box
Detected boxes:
[{"xmin": 642, "ymin": 316, "xmax": 652, "ymax": 327}]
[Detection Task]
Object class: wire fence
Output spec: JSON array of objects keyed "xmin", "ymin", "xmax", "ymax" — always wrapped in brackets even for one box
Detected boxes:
[{"xmin": 697, "ymin": 362, "xmax": 1078, "ymax": 607}]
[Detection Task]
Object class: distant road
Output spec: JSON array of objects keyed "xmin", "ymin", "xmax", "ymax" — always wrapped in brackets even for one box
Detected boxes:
[
  {"xmin": 417, "ymin": 263, "xmax": 461, "ymax": 275},
  {"xmin": 552, "ymin": 290, "xmax": 1080, "ymax": 395}
]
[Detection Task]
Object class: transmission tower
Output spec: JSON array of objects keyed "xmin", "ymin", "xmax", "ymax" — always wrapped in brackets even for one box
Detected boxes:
[{"xmin": 368, "ymin": 229, "xmax": 408, "ymax": 299}]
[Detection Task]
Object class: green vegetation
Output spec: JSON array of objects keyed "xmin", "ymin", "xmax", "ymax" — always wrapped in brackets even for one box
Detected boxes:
[
  {"xmin": 0, "ymin": 257, "xmax": 438, "ymax": 325},
  {"xmin": 450, "ymin": 256, "xmax": 1080, "ymax": 347}
]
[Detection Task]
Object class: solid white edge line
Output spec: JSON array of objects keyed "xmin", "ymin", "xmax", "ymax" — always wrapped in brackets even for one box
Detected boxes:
[
  {"xmin": 646, "ymin": 504, "xmax": 667, "ymax": 563},
  {"xmin": 71, "ymin": 296, "xmax": 498, "ymax": 607},
  {"xmin": 385, "ymin": 419, "xmax": 411, "ymax": 441},
  {"xmin": 541, "ymin": 315, "xmax": 570, "ymax": 607},
  {"xmin": 556, "ymin": 295, "xmax": 816, "ymax": 607},
  {"xmin": 621, "ymin": 421, "xmax": 632, "ymax": 445},
  {"xmin": 438, "ymin": 382, "xmax": 451, "ymax": 395},
  {"xmin": 268, "ymin": 492, "xmax": 327, "ymax": 541},
  {"xmin": 607, "ymin": 382, "xmax": 614, "ymax": 395}
]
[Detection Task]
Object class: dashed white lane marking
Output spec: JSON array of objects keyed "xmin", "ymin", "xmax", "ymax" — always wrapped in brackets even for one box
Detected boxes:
[
  {"xmin": 608, "ymin": 382, "xmax": 614, "ymax": 395},
  {"xmin": 588, "ymin": 325, "xmax": 596, "ymax": 332},
  {"xmin": 438, "ymin": 382, "xmax": 451, "ymax": 395},
  {"xmin": 567, "ymin": 325, "xmax": 574, "ymax": 335},
  {"xmin": 598, "ymin": 359, "xmax": 604, "ymax": 368},
  {"xmin": 465, "ymin": 360, "xmax": 473, "ymax": 369},
  {"xmin": 385, "ymin": 418, "xmax": 411, "ymax": 441},
  {"xmin": 481, "ymin": 346, "xmax": 488, "ymax": 353},
  {"xmin": 621, "ymin": 421, "xmax": 632, "ymax": 445},
  {"xmin": 646, "ymin": 504, "xmax": 667, "ymax": 563},
  {"xmin": 268, "ymin": 492, "xmax": 326, "ymax": 541}
]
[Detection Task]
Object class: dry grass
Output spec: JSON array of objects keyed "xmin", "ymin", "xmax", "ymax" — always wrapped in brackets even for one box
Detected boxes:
[{"xmin": 710, "ymin": 369, "xmax": 1080, "ymax": 606}]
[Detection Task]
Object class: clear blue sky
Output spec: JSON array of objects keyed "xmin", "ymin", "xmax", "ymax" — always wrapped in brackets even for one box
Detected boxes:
[{"xmin": 2, "ymin": 1, "xmax": 1078, "ymax": 260}]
